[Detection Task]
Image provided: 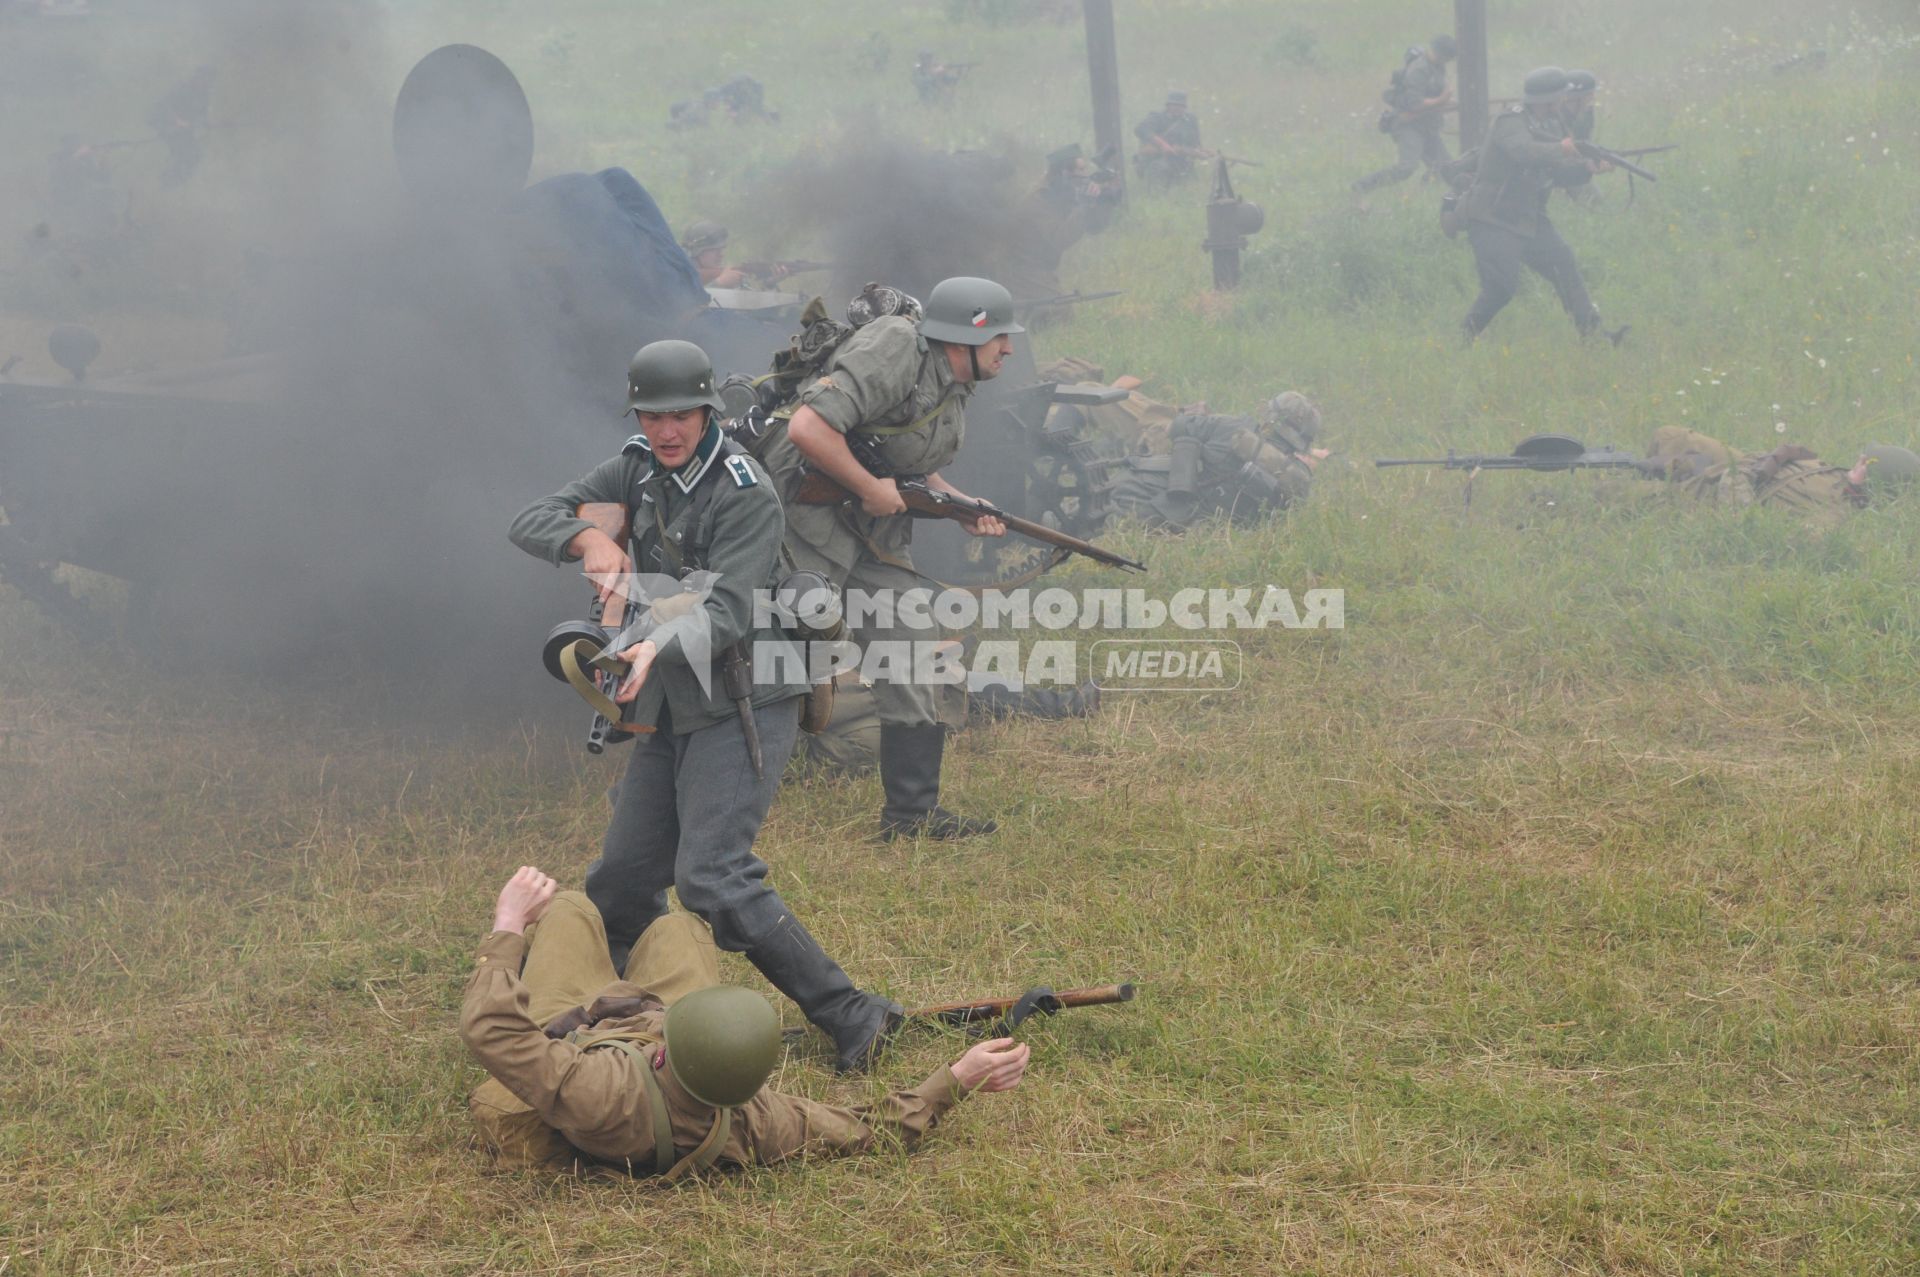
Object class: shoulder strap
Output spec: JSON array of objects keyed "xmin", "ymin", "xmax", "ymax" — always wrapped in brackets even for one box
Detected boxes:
[
  {"xmin": 588, "ymin": 1038, "xmax": 731, "ymax": 1181},
  {"xmin": 659, "ymin": 1109, "xmax": 731, "ymax": 1182},
  {"xmin": 857, "ymin": 379, "xmax": 957, "ymax": 439},
  {"xmin": 590, "ymin": 1039, "xmax": 675, "ymax": 1175}
]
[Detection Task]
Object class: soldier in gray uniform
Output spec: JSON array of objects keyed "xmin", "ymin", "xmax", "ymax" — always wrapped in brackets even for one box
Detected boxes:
[
  {"xmin": 509, "ymin": 340, "xmax": 901, "ymax": 1074},
  {"xmin": 1353, "ymin": 35, "xmax": 1458, "ymax": 196},
  {"xmin": 1133, "ymin": 91, "xmax": 1205, "ymax": 185},
  {"xmin": 1109, "ymin": 393, "xmax": 1327, "ymax": 531},
  {"xmin": 1457, "ymin": 67, "xmax": 1615, "ymax": 341},
  {"xmin": 758, "ymin": 277, "xmax": 1019, "ymax": 841}
]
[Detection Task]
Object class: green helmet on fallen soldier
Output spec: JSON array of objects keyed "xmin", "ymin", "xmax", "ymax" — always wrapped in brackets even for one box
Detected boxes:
[
  {"xmin": 1860, "ymin": 444, "xmax": 1920, "ymax": 486},
  {"xmin": 626, "ymin": 339, "xmax": 727, "ymax": 415},
  {"xmin": 663, "ymin": 985, "xmax": 781, "ymax": 1108}
]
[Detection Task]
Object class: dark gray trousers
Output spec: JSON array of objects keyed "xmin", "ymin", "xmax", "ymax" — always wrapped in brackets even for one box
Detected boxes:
[
  {"xmin": 1463, "ymin": 217, "xmax": 1600, "ymax": 336},
  {"xmin": 1354, "ymin": 125, "xmax": 1450, "ymax": 191},
  {"xmin": 587, "ymin": 698, "xmax": 802, "ymax": 959}
]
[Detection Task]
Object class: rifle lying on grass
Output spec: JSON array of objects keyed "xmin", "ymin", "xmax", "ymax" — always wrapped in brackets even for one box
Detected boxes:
[
  {"xmin": 793, "ymin": 436, "xmax": 1146, "ymax": 573},
  {"xmin": 781, "ymin": 983, "xmax": 1135, "ymax": 1042},
  {"xmin": 910, "ymin": 983, "xmax": 1136, "ymax": 1035}
]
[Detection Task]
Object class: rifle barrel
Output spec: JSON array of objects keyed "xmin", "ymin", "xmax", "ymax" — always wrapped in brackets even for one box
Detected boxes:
[
  {"xmin": 896, "ymin": 481, "xmax": 1146, "ymax": 572},
  {"xmin": 1576, "ymin": 141, "xmax": 1659, "ymax": 182}
]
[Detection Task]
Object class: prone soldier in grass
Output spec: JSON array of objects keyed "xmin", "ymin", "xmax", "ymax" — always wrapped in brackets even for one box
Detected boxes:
[
  {"xmin": 1642, "ymin": 429, "xmax": 1919, "ymax": 528},
  {"xmin": 463, "ymin": 867, "xmax": 1030, "ymax": 1176},
  {"xmin": 1108, "ymin": 393, "xmax": 1329, "ymax": 531},
  {"xmin": 508, "ymin": 340, "xmax": 902, "ymax": 1073}
]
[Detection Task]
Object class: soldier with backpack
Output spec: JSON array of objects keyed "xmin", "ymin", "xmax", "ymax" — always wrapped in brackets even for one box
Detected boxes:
[
  {"xmin": 1352, "ymin": 35, "xmax": 1458, "ymax": 200},
  {"xmin": 753, "ymin": 277, "xmax": 1020, "ymax": 842}
]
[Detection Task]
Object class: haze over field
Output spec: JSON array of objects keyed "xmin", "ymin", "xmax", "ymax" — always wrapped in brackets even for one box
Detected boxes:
[{"xmin": 5, "ymin": 1, "xmax": 1920, "ymax": 1273}]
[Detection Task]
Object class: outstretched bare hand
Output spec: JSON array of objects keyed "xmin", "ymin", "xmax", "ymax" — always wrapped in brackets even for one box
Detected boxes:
[{"xmin": 951, "ymin": 1036, "xmax": 1031, "ymax": 1094}]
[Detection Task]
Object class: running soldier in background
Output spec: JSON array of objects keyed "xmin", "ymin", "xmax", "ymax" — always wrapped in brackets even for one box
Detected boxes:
[
  {"xmin": 1457, "ymin": 67, "xmax": 1618, "ymax": 342},
  {"xmin": 1353, "ymin": 35, "xmax": 1459, "ymax": 199}
]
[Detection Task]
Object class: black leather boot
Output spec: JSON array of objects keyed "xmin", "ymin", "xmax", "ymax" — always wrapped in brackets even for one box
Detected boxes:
[
  {"xmin": 743, "ymin": 912, "xmax": 902, "ymax": 1074},
  {"xmin": 878, "ymin": 722, "xmax": 997, "ymax": 841}
]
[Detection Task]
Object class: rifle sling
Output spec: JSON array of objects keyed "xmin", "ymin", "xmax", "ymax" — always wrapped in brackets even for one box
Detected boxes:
[
  {"xmin": 558, "ymin": 637, "xmax": 627, "ymax": 724},
  {"xmin": 582, "ymin": 1038, "xmax": 675, "ymax": 1175},
  {"xmin": 852, "ymin": 387, "xmax": 955, "ymax": 438}
]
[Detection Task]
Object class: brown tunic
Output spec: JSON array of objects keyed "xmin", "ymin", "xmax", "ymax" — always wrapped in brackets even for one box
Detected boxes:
[{"xmin": 460, "ymin": 931, "xmax": 967, "ymax": 1169}]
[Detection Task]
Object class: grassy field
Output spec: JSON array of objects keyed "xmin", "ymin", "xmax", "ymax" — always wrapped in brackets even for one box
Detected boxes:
[{"xmin": 8, "ymin": 0, "xmax": 1920, "ymax": 1272}]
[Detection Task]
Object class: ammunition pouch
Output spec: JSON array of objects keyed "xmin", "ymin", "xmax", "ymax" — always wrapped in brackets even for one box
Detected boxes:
[
  {"xmin": 1234, "ymin": 461, "xmax": 1285, "ymax": 504},
  {"xmin": 1167, "ymin": 437, "xmax": 1202, "ymax": 498},
  {"xmin": 1228, "ymin": 428, "xmax": 1289, "ymax": 475}
]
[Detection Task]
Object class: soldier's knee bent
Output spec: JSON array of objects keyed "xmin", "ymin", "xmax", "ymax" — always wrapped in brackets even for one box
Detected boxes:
[
  {"xmin": 548, "ymin": 890, "xmax": 597, "ymax": 922},
  {"xmin": 635, "ymin": 911, "xmax": 718, "ymax": 954}
]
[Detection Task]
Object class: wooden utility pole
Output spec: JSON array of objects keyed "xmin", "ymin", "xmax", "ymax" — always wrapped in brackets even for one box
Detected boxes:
[
  {"xmin": 1084, "ymin": 0, "xmax": 1124, "ymax": 200},
  {"xmin": 1454, "ymin": 0, "xmax": 1489, "ymax": 151}
]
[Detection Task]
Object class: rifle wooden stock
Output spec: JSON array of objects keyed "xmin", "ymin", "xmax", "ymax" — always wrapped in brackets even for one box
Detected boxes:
[
  {"xmin": 911, "ymin": 983, "xmax": 1136, "ymax": 1023},
  {"xmin": 791, "ymin": 470, "xmax": 1147, "ymax": 573}
]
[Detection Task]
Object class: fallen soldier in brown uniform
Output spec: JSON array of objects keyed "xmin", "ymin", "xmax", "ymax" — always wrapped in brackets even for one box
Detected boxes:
[
  {"xmin": 1642, "ymin": 427, "xmax": 1918, "ymax": 529},
  {"xmin": 462, "ymin": 867, "xmax": 1031, "ymax": 1177}
]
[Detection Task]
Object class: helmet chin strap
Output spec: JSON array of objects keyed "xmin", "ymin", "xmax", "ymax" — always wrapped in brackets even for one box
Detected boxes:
[{"xmin": 969, "ymin": 344, "xmax": 981, "ymax": 381}]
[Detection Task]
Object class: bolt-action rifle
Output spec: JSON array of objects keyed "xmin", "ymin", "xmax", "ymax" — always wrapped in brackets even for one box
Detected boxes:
[
  {"xmin": 792, "ymin": 435, "xmax": 1147, "ymax": 573},
  {"xmin": 910, "ymin": 983, "xmax": 1136, "ymax": 1036}
]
